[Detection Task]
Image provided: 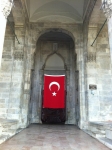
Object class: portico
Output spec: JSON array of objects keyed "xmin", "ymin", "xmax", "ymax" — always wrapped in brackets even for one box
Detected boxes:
[{"xmin": 0, "ymin": 0, "xmax": 112, "ymax": 149}]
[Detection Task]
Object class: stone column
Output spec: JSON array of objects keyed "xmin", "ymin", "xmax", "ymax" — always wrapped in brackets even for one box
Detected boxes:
[
  {"xmin": 0, "ymin": 0, "xmax": 13, "ymax": 67},
  {"xmin": 102, "ymin": 0, "xmax": 112, "ymax": 61}
]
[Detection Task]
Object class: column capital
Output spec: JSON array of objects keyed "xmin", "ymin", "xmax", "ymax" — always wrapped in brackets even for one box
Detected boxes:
[
  {"xmin": 0, "ymin": 0, "xmax": 13, "ymax": 18},
  {"xmin": 102, "ymin": 0, "xmax": 112, "ymax": 18}
]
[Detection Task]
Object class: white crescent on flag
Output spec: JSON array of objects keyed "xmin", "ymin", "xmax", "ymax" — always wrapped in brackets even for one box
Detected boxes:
[{"xmin": 49, "ymin": 82, "xmax": 60, "ymax": 91}]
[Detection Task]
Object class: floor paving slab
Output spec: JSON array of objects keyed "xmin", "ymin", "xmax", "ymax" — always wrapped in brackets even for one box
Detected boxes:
[{"xmin": 0, "ymin": 124, "xmax": 110, "ymax": 150}]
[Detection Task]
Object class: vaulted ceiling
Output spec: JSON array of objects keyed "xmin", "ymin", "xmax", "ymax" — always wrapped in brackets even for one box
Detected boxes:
[{"xmin": 24, "ymin": 0, "xmax": 90, "ymax": 23}]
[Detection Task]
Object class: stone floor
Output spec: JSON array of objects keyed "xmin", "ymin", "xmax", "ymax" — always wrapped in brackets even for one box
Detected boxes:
[{"xmin": 0, "ymin": 124, "xmax": 110, "ymax": 150}]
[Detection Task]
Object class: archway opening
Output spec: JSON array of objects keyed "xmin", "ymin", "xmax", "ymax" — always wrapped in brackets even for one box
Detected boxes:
[{"xmin": 30, "ymin": 29, "xmax": 77, "ymax": 125}]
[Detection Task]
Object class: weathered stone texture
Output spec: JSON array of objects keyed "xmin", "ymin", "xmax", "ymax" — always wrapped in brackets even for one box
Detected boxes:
[
  {"xmin": 27, "ymin": 24, "xmax": 84, "ymax": 125},
  {"xmin": 87, "ymin": 23, "xmax": 112, "ymax": 122},
  {"xmin": 0, "ymin": 22, "xmax": 25, "ymax": 127}
]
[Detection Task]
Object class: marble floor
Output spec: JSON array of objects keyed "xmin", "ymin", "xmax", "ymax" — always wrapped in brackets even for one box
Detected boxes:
[{"xmin": 0, "ymin": 124, "xmax": 110, "ymax": 150}]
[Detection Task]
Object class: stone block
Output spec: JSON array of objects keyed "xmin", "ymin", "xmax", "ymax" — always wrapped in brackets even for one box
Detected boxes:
[
  {"xmin": 99, "ymin": 96, "xmax": 112, "ymax": 104},
  {"xmin": 0, "ymin": 104, "xmax": 6, "ymax": 108},
  {"xmin": 0, "ymin": 83, "xmax": 10, "ymax": 88},
  {"xmin": 0, "ymin": 99, "xmax": 5, "ymax": 103},
  {"xmin": 7, "ymin": 109, "xmax": 17, "ymax": 114},
  {"xmin": 0, "ymin": 108, "xmax": 7, "ymax": 113},
  {"xmin": 1, "ymin": 61, "xmax": 12, "ymax": 72},
  {"xmin": 0, "ymin": 114, "xmax": 7, "ymax": 118},
  {"xmin": 7, "ymin": 114, "xmax": 20, "ymax": 120}
]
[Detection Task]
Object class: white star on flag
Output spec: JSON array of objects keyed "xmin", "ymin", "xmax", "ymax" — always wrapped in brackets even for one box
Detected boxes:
[{"xmin": 52, "ymin": 92, "xmax": 57, "ymax": 96}]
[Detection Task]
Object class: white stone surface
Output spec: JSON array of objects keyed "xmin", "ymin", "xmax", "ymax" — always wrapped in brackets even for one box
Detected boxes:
[
  {"xmin": 0, "ymin": 0, "xmax": 13, "ymax": 67},
  {"xmin": 0, "ymin": 11, "xmax": 6, "ymax": 68},
  {"xmin": 106, "ymin": 130, "xmax": 112, "ymax": 140}
]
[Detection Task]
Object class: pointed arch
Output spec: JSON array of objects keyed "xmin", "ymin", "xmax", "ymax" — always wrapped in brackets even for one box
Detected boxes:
[{"xmin": 43, "ymin": 52, "xmax": 66, "ymax": 70}]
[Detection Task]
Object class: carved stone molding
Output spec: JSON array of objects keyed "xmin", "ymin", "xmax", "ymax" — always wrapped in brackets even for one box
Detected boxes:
[
  {"xmin": 1, "ymin": 0, "xmax": 13, "ymax": 18},
  {"xmin": 14, "ymin": 51, "xmax": 24, "ymax": 60},
  {"xmin": 87, "ymin": 52, "xmax": 96, "ymax": 62},
  {"xmin": 102, "ymin": 0, "xmax": 112, "ymax": 18}
]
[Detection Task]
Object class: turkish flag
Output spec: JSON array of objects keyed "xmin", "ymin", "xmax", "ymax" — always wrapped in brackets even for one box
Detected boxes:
[{"xmin": 43, "ymin": 75, "xmax": 65, "ymax": 108}]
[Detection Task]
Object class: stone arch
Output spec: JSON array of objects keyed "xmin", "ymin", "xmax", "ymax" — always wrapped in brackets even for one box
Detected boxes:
[
  {"xmin": 35, "ymin": 28, "xmax": 75, "ymax": 48},
  {"xmin": 30, "ymin": 27, "xmax": 77, "ymax": 125}
]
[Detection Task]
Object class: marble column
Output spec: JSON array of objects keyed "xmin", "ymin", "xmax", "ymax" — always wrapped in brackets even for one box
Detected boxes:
[
  {"xmin": 102, "ymin": 0, "xmax": 112, "ymax": 61},
  {"xmin": 0, "ymin": 0, "xmax": 13, "ymax": 67}
]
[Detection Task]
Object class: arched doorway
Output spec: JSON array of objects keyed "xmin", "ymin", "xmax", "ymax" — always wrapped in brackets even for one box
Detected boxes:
[
  {"xmin": 30, "ymin": 29, "xmax": 78, "ymax": 124},
  {"xmin": 41, "ymin": 53, "xmax": 66, "ymax": 123}
]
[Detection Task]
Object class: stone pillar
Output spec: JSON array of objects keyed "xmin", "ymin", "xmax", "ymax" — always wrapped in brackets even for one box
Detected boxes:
[
  {"xmin": 0, "ymin": 0, "xmax": 13, "ymax": 67},
  {"xmin": 102, "ymin": 0, "xmax": 112, "ymax": 61}
]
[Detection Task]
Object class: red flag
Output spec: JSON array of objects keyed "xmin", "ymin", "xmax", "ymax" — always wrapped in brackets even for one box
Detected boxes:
[{"xmin": 43, "ymin": 75, "xmax": 65, "ymax": 108}]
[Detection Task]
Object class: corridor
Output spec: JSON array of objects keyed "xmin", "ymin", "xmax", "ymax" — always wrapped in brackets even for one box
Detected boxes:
[{"xmin": 0, "ymin": 124, "xmax": 109, "ymax": 150}]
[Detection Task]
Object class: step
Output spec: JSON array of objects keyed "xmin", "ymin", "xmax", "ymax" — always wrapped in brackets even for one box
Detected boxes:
[
  {"xmin": 106, "ymin": 129, "xmax": 112, "ymax": 140},
  {"xmin": 89, "ymin": 122, "xmax": 105, "ymax": 131},
  {"xmin": 83, "ymin": 130, "xmax": 96, "ymax": 138},
  {"xmin": 0, "ymin": 119, "xmax": 22, "ymax": 144},
  {"xmin": 0, "ymin": 119, "xmax": 18, "ymax": 133},
  {"xmin": 0, "ymin": 126, "xmax": 2, "ymax": 134},
  {"xmin": 0, "ymin": 128, "xmax": 23, "ymax": 144},
  {"xmin": 2, "ymin": 124, "xmax": 18, "ymax": 131},
  {"xmin": 98, "ymin": 137, "xmax": 112, "ymax": 149},
  {"xmin": 0, "ymin": 135, "xmax": 8, "ymax": 144},
  {"xmin": 2, "ymin": 129, "xmax": 17, "ymax": 136},
  {"xmin": 84, "ymin": 122, "xmax": 112, "ymax": 150}
]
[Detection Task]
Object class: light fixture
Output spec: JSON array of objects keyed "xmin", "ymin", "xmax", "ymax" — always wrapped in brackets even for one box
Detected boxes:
[{"xmin": 102, "ymin": 0, "xmax": 112, "ymax": 17}]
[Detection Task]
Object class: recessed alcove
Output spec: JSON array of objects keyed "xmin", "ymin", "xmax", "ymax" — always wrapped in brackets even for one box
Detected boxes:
[{"xmin": 30, "ymin": 29, "xmax": 78, "ymax": 125}]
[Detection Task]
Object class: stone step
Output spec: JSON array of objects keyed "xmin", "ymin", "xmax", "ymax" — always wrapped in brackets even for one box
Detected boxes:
[
  {"xmin": 2, "ymin": 123, "xmax": 18, "ymax": 131},
  {"xmin": 16, "ymin": 128, "xmax": 23, "ymax": 133},
  {"xmin": 0, "ymin": 119, "xmax": 18, "ymax": 133},
  {"xmin": 92, "ymin": 131, "xmax": 105, "ymax": 138},
  {"xmin": 87, "ymin": 122, "xmax": 112, "ymax": 149},
  {"xmin": 89, "ymin": 125, "xmax": 105, "ymax": 131},
  {"xmin": 0, "ymin": 126, "xmax": 2, "ymax": 135},
  {"xmin": 83, "ymin": 130, "xmax": 96, "ymax": 138},
  {"xmin": 2, "ymin": 128, "xmax": 23, "ymax": 136},
  {"xmin": 98, "ymin": 137, "xmax": 112, "ymax": 149},
  {"xmin": 2, "ymin": 129, "xmax": 17, "ymax": 136},
  {"xmin": 0, "ymin": 135, "xmax": 8, "ymax": 144},
  {"xmin": 0, "ymin": 128, "xmax": 23, "ymax": 144},
  {"xmin": 106, "ymin": 129, "xmax": 112, "ymax": 140},
  {"xmin": 0, "ymin": 119, "xmax": 22, "ymax": 144},
  {"xmin": 84, "ymin": 130, "xmax": 105, "ymax": 138}
]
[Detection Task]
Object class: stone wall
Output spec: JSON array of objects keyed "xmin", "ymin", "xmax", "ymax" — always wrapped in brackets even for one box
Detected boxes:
[
  {"xmin": 0, "ymin": 24, "xmax": 14, "ymax": 119},
  {"xmin": 82, "ymin": 3, "xmax": 94, "ymax": 129},
  {"xmin": 0, "ymin": 21, "xmax": 87, "ymax": 128},
  {"xmin": 24, "ymin": 23, "xmax": 86, "ymax": 126},
  {"xmin": 0, "ymin": 23, "xmax": 26, "ymax": 128},
  {"xmin": 87, "ymin": 24, "xmax": 112, "ymax": 121}
]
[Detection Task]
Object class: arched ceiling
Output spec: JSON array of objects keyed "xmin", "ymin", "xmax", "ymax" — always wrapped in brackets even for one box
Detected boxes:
[
  {"xmin": 25, "ymin": 0, "xmax": 90, "ymax": 23},
  {"xmin": 39, "ymin": 31, "xmax": 73, "ymax": 41}
]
